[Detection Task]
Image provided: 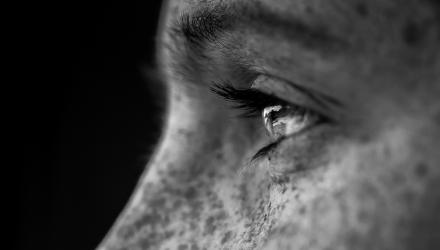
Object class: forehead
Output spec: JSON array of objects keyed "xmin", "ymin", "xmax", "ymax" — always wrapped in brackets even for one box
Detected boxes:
[
  {"xmin": 163, "ymin": 0, "xmax": 439, "ymax": 60},
  {"xmin": 166, "ymin": 0, "xmax": 436, "ymax": 33}
]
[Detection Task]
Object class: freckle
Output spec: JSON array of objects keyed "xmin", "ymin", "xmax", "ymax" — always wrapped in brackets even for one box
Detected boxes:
[
  {"xmin": 357, "ymin": 209, "xmax": 369, "ymax": 222},
  {"xmin": 400, "ymin": 190, "xmax": 416, "ymax": 205},
  {"xmin": 414, "ymin": 163, "xmax": 429, "ymax": 178},
  {"xmin": 207, "ymin": 170, "xmax": 216, "ymax": 179},
  {"xmin": 305, "ymin": 6, "xmax": 313, "ymax": 14},
  {"xmin": 402, "ymin": 20, "xmax": 423, "ymax": 46},
  {"xmin": 117, "ymin": 225, "xmax": 135, "ymax": 240},
  {"xmin": 215, "ymin": 152, "xmax": 223, "ymax": 159},
  {"xmin": 184, "ymin": 186, "xmax": 197, "ymax": 200},
  {"xmin": 204, "ymin": 216, "xmax": 217, "ymax": 234},
  {"xmin": 354, "ymin": 3, "xmax": 369, "ymax": 17},
  {"xmin": 299, "ymin": 206, "xmax": 306, "ymax": 215},
  {"xmin": 164, "ymin": 230, "xmax": 175, "ymax": 238},
  {"xmin": 221, "ymin": 231, "xmax": 233, "ymax": 244}
]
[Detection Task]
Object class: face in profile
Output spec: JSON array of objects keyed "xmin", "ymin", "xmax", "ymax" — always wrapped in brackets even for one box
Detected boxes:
[{"xmin": 98, "ymin": 0, "xmax": 440, "ymax": 249}]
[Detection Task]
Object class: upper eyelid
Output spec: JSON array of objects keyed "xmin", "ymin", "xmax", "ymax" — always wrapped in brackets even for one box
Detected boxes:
[
  {"xmin": 211, "ymin": 74, "xmax": 342, "ymax": 123},
  {"xmin": 251, "ymin": 75, "xmax": 342, "ymax": 122},
  {"xmin": 253, "ymin": 74, "xmax": 343, "ymax": 111},
  {"xmin": 210, "ymin": 81, "xmax": 281, "ymax": 104},
  {"xmin": 210, "ymin": 82, "xmax": 286, "ymax": 117},
  {"xmin": 210, "ymin": 80, "xmax": 322, "ymax": 113}
]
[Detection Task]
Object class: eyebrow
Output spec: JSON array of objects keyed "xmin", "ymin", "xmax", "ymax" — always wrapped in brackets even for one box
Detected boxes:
[{"xmin": 170, "ymin": 2, "xmax": 348, "ymax": 53}]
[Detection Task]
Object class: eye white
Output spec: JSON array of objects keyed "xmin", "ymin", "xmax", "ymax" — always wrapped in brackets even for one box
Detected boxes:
[{"xmin": 262, "ymin": 105, "xmax": 319, "ymax": 140}]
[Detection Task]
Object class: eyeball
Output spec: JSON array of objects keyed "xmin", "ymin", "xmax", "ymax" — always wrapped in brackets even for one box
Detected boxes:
[{"xmin": 262, "ymin": 105, "xmax": 320, "ymax": 140}]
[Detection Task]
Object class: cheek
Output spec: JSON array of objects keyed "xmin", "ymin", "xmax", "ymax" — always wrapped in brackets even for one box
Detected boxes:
[
  {"xmin": 265, "ymin": 124, "xmax": 340, "ymax": 176},
  {"xmin": 262, "ymin": 125, "xmax": 440, "ymax": 250}
]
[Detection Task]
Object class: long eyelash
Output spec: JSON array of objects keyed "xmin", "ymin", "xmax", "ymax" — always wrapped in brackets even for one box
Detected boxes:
[{"xmin": 210, "ymin": 82, "xmax": 285, "ymax": 117}]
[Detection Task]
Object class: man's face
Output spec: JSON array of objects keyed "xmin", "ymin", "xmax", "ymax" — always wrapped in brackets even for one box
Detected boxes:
[{"xmin": 98, "ymin": 0, "xmax": 440, "ymax": 249}]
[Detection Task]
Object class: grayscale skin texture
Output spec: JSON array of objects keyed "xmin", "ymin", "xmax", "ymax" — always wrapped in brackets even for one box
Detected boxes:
[{"xmin": 97, "ymin": 0, "xmax": 440, "ymax": 250}]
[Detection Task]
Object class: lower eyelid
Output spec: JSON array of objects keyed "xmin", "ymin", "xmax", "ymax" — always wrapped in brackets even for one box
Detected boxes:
[
  {"xmin": 251, "ymin": 139, "xmax": 282, "ymax": 161},
  {"xmin": 251, "ymin": 122, "xmax": 334, "ymax": 167}
]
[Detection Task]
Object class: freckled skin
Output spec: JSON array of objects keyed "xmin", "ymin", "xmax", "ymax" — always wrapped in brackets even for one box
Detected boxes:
[{"xmin": 98, "ymin": 0, "xmax": 440, "ymax": 250}]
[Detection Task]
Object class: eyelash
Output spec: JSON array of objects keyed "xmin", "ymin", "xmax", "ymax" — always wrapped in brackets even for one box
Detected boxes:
[
  {"xmin": 211, "ymin": 83, "xmax": 285, "ymax": 159},
  {"xmin": 210, "ymin": 83, "xmax": 290, "ymax": 117}
]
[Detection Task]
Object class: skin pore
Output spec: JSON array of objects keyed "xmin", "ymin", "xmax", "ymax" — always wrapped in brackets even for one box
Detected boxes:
[{"xmin": 98, "ymin": 0, "xmax": 440, "ymax": 250}]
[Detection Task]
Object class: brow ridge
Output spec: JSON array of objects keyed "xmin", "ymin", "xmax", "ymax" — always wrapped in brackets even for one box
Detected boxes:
[{"xmin": 171, "ymin": 2, "xmax": 348, "ymax": 52}]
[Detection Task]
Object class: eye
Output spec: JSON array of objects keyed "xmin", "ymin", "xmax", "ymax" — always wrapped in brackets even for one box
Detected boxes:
[
  {"xmin": 262, "ymin": 104, "xmax": 321, "ymax": 140},
  {"xmin": 211, "ymin": 82, "xmax": 326, "ymax": 141}
]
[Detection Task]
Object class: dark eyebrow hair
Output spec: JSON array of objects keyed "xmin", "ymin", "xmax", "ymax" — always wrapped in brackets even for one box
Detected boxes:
[
  {"xmin": 170, "ymin": 2, "xmax": 348, "ymax": 53},
  {"xmin": 176, "ymin": 4, "xmax": 231, "ymax": 48}
]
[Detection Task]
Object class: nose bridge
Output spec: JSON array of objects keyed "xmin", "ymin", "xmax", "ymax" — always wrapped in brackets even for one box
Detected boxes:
[{"xmin": 96, "ymin": 139, "xmax": 207, "ymax": 249}]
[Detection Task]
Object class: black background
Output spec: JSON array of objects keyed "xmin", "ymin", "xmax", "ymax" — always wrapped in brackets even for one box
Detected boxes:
[{"xmin": 20, "ymin": 1, "xmax": 164, "ymax": 249}]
